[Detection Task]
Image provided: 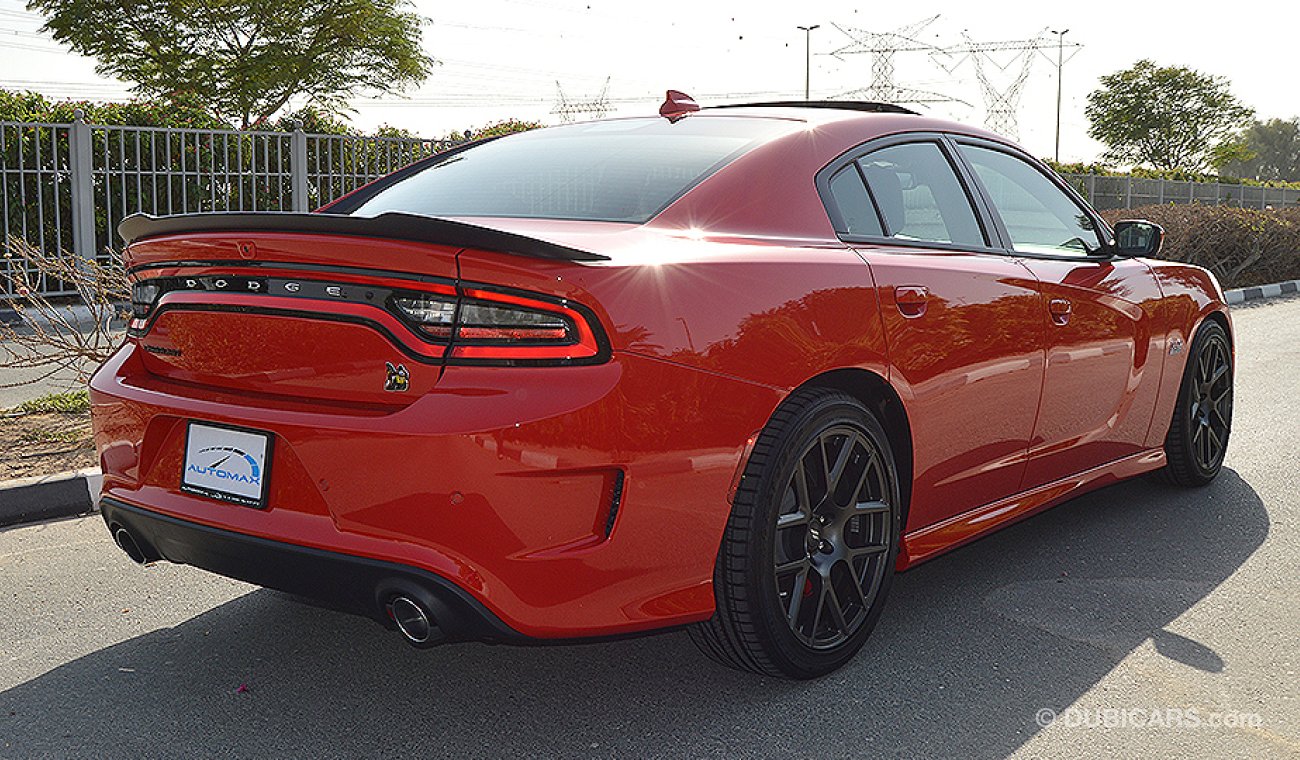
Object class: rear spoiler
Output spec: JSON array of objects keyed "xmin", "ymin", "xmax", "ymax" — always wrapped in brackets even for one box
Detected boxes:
[{"xmin": 117, "ymin": 212, "xmax": 609, "ymax": 262}]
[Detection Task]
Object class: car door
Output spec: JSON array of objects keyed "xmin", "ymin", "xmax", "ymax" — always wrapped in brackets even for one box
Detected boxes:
[
  {"xmin": 951, "ymin": 139, "xmax": 1166, "ymax": 489},
  {"xmin": 821, "ymin": 137, "xmax": 1047, "ymax": 533}
]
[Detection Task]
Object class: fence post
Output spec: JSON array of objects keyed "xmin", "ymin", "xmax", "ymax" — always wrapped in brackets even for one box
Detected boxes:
[
  {"xmin": 1125, "ymin": 177, "xmax": 1133, "ymax": 209},
  {"xmin": 68, "ymin": 109, "xmax": 97, "ymax": 265},
  {"xmin": 290, "ymin": 121, "xmax": 308, "ymax": 212}
]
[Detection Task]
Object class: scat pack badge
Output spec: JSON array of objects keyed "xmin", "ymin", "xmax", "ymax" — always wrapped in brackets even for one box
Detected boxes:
[{"xmin": 384, "ymin": 362, "xmax": 410, "ymax": 392}]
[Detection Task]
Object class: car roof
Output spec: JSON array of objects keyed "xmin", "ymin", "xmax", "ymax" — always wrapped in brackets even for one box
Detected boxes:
[
  {"xmin": 679, "ymin": 104, "xmax": 1008, "ymax": 147},
  {"xmin": 706, "ymin": 100, "xmax": 919, "ymax": 116}
]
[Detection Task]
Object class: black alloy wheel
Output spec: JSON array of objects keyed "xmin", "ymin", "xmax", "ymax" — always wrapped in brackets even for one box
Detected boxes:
[
  {"xmin": 772, "ymin": 424, "xmax": 893, "ymax": 650},
  {"xmin": 691, "ymin": 387, "xmax": 902, "ymax": 679},
  {"xmin": 1160, "ymin": 320, "xmax": 1233, "ymax": 486}
]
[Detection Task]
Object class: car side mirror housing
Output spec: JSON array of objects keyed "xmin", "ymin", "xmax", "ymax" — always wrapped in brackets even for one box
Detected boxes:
[{"xmin": 1111, "ymin": 219, "xmax": 1164, "ymax": 257}]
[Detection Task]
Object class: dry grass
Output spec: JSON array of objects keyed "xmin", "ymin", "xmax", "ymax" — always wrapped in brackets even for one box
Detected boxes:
[{"xmin": 0, "ymin": 408, "xmax": 94, "ymax": 480}]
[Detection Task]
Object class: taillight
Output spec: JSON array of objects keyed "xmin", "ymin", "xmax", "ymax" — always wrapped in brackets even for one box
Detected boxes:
[
  {"xmin": 456, "ymin": 300, "xmax": 574, "ymax": 342},
  {"xmin": 129, "ymin": 272, "xmax": 608, "ymax": 366},
  {"xmin": 131, "ymin": 281, "xmax": 160, "ymax": 318},
  {"xmin": 394, "ymin": 286, "xmax": 606, "ymax": 365},
  {"xmin": 392, "ymin": 293, "xmax": 458, "ymax": 339}
]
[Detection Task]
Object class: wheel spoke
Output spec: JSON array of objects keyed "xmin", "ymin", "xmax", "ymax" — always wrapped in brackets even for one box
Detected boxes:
[
  {"xmin": 1207, "ymin": 425, "xmax": 1222, "ymax": 460},
  {"xmin": 822, "ymin": 580, "xmax": 849, "ymax": 635},
  {"xmin": 809, "ymin": 579, "xmax": 828, "ymax": 635},
  {"xmin": 775, "ymin": 557, "xmax": 808, "ymax": 576},
  {"xmin": 793, "ymin": 459, "xmax": 812, "ymax": 512},
  {"xmin": 854, "ymin": 499, "xmax": 890, "ymax": 515},
  {"xmin": 785, "ymin": 566, "xmax": 809, "ymax": 623},
  {"xmin": 848, "ymin": 543, "xmax": 889, "ymax": 559},
  {"xmin": 847, "ymin": 561, "xmax": 871, "ymax": 610},
  {"xmin": 1210, "ymin": 359, "xmax": 1229, "ymax": 386},
  {"xmin": 844, "ymin": 449, "xmax": 877, "ymax": 508},
  {"xmin": 825, "ymin": 433, "xmax": 857, "ymax": 493},
  {"xmin": 777, "ymin": 511, "xmax": 809, "ymax": 529},
  {"xmin": 1211, "ymin": 400, "xmax": 1230, "ymax": 428}
]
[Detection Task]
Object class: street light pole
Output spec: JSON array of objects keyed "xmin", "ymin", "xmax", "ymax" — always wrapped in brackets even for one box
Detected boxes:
[
  {"xmin": 1051, "ymin": 28, "xmax": 1069, "ymax": 162},
  {"xmin": 797, "ymin": 24, "xmax": 820, "ymax": 100}
]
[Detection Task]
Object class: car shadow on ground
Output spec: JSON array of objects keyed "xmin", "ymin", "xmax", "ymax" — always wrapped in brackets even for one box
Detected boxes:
[{"xmin": 0, "ymin": 469, "xmax": 1268, "ymax": 758}]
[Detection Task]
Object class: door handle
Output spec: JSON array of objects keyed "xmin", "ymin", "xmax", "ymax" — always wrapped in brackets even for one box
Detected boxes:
[
  {"xmin": 1049, "ymin": 298, "xmax": 1072, "ymax": 325},
  {"xmin": 895, "ymin": 285, "xmax": 929, "ymax": 318}
]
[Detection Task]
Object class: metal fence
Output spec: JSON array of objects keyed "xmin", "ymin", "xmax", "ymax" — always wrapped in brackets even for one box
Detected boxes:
[
  {"xmin": 1, "ymin": 110, "xmax": 459, "ymax": 296},
  {"xmin": 6, "ymin": 114, "xmax": 1300, "ymax": 297},
  {"xmin": 1061, "ymin": 173, "xmax": 1300, "ymax": 211}
]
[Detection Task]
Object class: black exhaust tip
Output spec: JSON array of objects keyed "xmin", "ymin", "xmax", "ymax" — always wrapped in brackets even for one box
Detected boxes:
[{"xmin": 113, "ymin": 527, "xmax": 148, "ymax": 565}]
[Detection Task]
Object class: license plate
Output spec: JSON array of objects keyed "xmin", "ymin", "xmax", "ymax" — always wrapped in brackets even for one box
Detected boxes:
[{"xmin": 181, "ymin": 421, "xmax": 273, "ymax": 508}]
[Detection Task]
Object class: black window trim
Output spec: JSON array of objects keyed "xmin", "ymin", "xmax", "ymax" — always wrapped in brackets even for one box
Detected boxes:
[
  {"xmin": 944, "ymin": 135, "xmax": 1120, "ymax": 262},
  {"xmin": 814, "ymin": 132, "xmax": 1007, "ymax": 255}
]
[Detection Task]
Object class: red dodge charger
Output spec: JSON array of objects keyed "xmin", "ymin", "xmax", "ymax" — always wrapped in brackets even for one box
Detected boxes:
[{"xmin": 91, "ymin": 96, "xmax": 1233, "ymax": 678}]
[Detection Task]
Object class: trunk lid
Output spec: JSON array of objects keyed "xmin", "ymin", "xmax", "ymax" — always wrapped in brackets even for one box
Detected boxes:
[{"xmin": 125, "ymin": 229, "xmax": 461, "ymax": 406}]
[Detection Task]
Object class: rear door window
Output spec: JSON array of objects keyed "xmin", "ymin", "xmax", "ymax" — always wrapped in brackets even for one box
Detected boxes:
[
  {"xmin": 958, "ymin": 144, "xmax": 1103, "ymax": 256},
  {"xmin": 858, "ymin": 142, "xmax": 985, "ymax": 248}
]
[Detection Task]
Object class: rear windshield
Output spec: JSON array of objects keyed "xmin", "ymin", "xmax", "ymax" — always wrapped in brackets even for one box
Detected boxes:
[{"xmin": 349, "ymin": 117, "xmax": 797, "ymax": 224}]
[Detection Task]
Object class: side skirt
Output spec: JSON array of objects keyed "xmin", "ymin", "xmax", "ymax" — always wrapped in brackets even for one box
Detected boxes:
[{"xmin": 898, "ymin": 449, "xmax": 1167, "ymax": 569}]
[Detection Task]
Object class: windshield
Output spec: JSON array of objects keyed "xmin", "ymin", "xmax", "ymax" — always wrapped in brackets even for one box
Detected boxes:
[{"xmin": 350, "ymin": 117, "xmax": 797, "ymax": 224}]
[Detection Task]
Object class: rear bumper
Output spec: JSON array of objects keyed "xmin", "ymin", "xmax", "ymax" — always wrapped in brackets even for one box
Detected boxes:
[
  {"xmin": 101, "ymin": 497, "xmax": 521, "ymax": 642},
  {"xmin": 90, "ymin": 341, "xmax": 785, "ymax": 638}
]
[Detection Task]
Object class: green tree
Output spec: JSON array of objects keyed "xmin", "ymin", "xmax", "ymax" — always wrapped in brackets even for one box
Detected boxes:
[
  {"xmin": 0, "ymin": 88, "xmax": 225, "ymax": 127},
  {"xmin": 1085, "ymin": 60, "xmax": 1253, "ymax": 172},
  {"xmin": 27, "ymin": 0, "xmax": 433, "ymax": 128},
  {"xmin": 1218, "ymin": 118, "xmax": 1300, "ymax": 181}
]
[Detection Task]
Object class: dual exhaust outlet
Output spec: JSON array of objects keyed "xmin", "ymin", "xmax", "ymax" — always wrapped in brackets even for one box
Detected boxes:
[{"xmin": 112, "ymin": 524, "xmax": 446, "ymax": 647}]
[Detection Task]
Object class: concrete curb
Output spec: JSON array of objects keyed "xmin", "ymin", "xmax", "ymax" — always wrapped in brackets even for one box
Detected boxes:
[
  {"xmin": 0, "ymin": 468, "xmax": 100, "ymax": 528},
  {"xmin": 1225, "ymin": 279, "xmax": 1300, "ymax": 305}
]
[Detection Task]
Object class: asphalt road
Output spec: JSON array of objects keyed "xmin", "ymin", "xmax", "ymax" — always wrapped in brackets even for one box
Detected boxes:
[{"xmin": 1, "ymin": 297, "xmax": 1297, "ymax": 759}]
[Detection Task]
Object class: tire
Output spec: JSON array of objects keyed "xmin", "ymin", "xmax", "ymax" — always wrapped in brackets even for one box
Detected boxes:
[
  {"xmin": 1158, "ymin": 319, "xmax": 1233, "ymax": 486},
  {"xmin": 689, "ymin": 387, "xmax": 902, "ymax": 679}
]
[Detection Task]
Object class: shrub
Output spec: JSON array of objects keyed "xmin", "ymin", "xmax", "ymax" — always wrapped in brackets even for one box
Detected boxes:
[
  {"xmin": 1098, "ymin": 205, "xmax": 1300, "ymax": 289},
  {"xmin": 442, "ymin": 119, "xmax": 544, "ymax": 143},
  {"xmin": 1045, "ymin": 159, "xmax": 1300, "ymax": 190},
  {"xmin": 0, "ymin": 238, "xmax": 128, "ymax": 386}
]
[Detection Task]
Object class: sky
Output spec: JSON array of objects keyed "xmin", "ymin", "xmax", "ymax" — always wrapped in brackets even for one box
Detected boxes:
[{"xmin": 0, "ymin": 0, "xmax": 1295, "ymax": 163}]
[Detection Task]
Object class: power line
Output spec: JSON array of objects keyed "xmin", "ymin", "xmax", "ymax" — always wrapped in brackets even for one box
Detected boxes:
[
  {"xmin": 933, "ymin": 31, "xmax": 1084, "ymax": 140},
  {"xmin": 828, "ymin": 16, "xmax": 964, "ymax": 106},
  {"xmin": 551, "ymin": 77, "xmax": 610, "ymax": 122}
]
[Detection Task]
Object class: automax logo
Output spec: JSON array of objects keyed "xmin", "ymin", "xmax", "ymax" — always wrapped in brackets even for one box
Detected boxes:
[{"xmin": 187, "ymin": 445, "xmax": 262, "ymax": 486}]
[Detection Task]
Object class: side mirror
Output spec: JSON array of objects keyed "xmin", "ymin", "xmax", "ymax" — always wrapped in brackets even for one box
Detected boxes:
[{"xmin": 1111, "ymin": 219, "xmax": 1164, "ymax": 257}]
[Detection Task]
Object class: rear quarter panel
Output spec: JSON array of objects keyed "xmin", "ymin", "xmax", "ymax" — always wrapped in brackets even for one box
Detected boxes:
[{"xmin": 457, "ymin": 239, "xmax": 891, "ymax": 392}]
